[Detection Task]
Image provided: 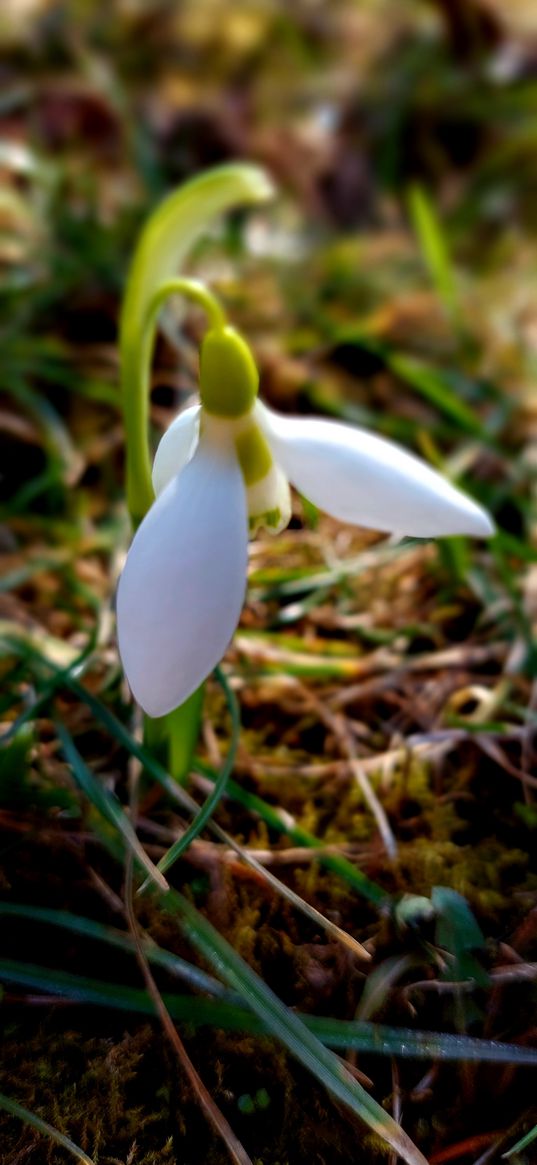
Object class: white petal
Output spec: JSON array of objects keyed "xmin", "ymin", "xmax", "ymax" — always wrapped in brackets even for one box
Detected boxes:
[
  {"xmin": 152, "ymin": 404, "xmax": 200, "ymax": 496},
  {"xmin": 258, "ymin": 404, "xmax": 494, "ymax": 538},
  {"xmin": 117, "ymin": 435, "xmax": 247, "ymax": 717}
]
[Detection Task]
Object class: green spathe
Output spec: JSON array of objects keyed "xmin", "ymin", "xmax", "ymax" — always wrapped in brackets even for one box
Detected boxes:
[
  {"xmin": 121, "ymin": 162, "xmax": 273, "ymax": 525},
  {"xmin": 200, "ymin": 326, "xmax": 259, "ymax": 417}
]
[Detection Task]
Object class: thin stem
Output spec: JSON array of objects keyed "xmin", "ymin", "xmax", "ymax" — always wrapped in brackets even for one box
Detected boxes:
[
  {"xmin": 143, "ymin": 684, "xmax": 204, "ymax": 785},
  {"xmin": 124, "ymin": 275, "xmax": 226, "ymax": 532},
  {"xmin": 146, "ymin": 277, "xmax": 226, "ymax": 335}
]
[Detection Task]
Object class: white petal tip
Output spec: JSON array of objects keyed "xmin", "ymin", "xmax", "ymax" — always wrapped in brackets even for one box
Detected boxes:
[
  {"xmin": 413, "ymin": 506, "xmax": 495, "ymax": 540},
  {"xmin": 129, "ymin": 682, "xmax": 199, "ymax": 721},
  {"xmin": 451, "ymin": 501, "xmax": 495, "ymax": 540},
  {"xmin": 473, "ymin": 513, "xmax": 496, "ymax": 539}
]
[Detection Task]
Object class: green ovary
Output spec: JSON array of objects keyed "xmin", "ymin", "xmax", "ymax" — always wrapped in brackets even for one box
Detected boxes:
[
  {"xmin": 199, "ymin": 323, "xmax": 290, "ymax": 533},
  {"xmin": 200, "ymin": 326, "xmax": 259, "ymax": 417}
]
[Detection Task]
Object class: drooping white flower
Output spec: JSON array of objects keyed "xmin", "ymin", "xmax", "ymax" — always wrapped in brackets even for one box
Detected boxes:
[{"xmin": 117, "ymin": 326, "xmax": 494, "ymax": 717}]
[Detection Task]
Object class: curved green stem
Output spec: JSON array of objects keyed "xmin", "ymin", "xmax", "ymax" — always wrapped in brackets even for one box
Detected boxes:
[
  {"xmin": 146, "ymin": 277, "xmax": 227, "ymax": 336},
  {"xmin": 120, "ymin": 162, "xmax": 274, "ymax": 526}
]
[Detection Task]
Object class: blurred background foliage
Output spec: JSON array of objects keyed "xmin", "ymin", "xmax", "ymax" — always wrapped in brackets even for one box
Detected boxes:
[{"xmin": 0, "ymin": 1, "xmax": 537, "ymax": 1163}]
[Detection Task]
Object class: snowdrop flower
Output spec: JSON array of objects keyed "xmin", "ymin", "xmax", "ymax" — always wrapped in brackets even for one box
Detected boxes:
[{"xmin": 117, "ymin": 325, "xmax": 493, "ymax": 717}]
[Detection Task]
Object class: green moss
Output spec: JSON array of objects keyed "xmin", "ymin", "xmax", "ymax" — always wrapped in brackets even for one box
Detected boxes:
[
  {"xmin": 396, "ymin": 836, "xmax": 533, "ymax": 924},
  {"xmin": 0, "ymin": 1026, "xmax": 178, "ymax": 1165}
]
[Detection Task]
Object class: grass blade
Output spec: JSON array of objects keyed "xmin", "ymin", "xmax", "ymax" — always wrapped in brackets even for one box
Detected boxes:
[
  {"xmin": 3, "ymin": 959, "xmax": 537, "ymax": 1066},
  {"xmin": 160, "ymin": 888, "xmax": 428, "ymax": 1165},
  {"xmin": 141, "ymin": 666, "xmax": 240, "ymax": 889},
  {"xmin": 55, "ymin": 720, "xmax": 168, "ymax": 892},
  {"xmin": 503, "ymin": 1123, "xmax": 537, "ymax": 1158},
  {"xmin": 408, "ymin": 183, "xmax": 458, "ymax": 321},
  {"xmin": 0, "ymin": 903, "xmax": 231, "ymax": 998},
  {"xmin": 0, "ymin": 1091, "xmax": 95, "ymax": 1165},
  {"xmin": 385, "ymin": 351, "xmax": 488, "ymax": 438}
]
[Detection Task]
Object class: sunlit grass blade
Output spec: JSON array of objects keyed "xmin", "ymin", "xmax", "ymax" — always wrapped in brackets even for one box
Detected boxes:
[
  {"xmin": 236, "ymin": 632, "xmax": 366, "ymax": 680},
  {"xmin": 55, "ymin": 720, "xmax": 168, "ymax": 892},
  {"xmin": 0, "ymin": 619, "xmax": 81, "ymax": 669},
  {"xmin": 0, "ymin": 1091, "xmax": 95, "ymax": 1165},
  {"xmin": 503, "ymin": 1123, "xmax": 537, "ymax": 1159},
  {"xmin": 2, "ymin": 959, "xmax": 537, "ymax": 1068},
  {"xmin": 385, "ymin": 351, "xmax": 488, "ymax": 438},
  {"xmin": 325, "ymin": 327, "xmax": 496, "ymax": 441},
  {"xmin": 408, "ymin": 183, "xmax": 458, "ymax": 321},
  {"xmin": 124, "ymin": 838, "xmax": 253, "ymax": 1165},
  {"xmin": 213, "ymin": 833, "xmax": 371, "ymax": 961},
  {"xmin": 6, "ymin": 377, "xmax": 83, "ymax": 485}
]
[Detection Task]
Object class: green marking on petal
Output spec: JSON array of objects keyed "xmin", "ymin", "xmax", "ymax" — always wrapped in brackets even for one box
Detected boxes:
[
  {"xmin": 235, "ymin": 422, "xmax": 273, "ymax": 486},
  {"xmin": 249, "ymin": 508, "xmax": 282, "ymax": 532},
  {"xmin": 200, "ymin": 326, "xmax": 259, "ymax": 418}
]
